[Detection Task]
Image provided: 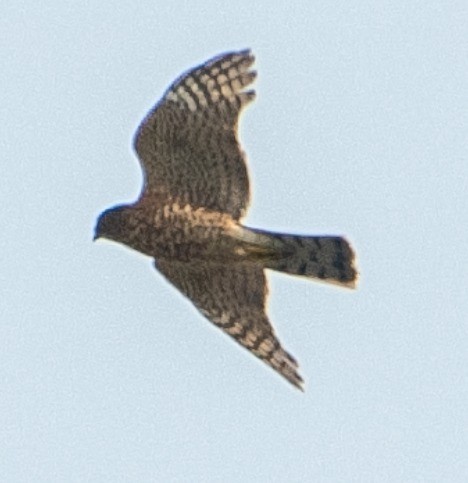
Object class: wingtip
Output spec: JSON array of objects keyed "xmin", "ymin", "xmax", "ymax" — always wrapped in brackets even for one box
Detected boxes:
[
  {"xmin": 290, "ymin": 375, "xmax": 305, "ymax": 392},
  {"xmin": 290, "ymin": 372, "xmax": 305, "ymax": 392},
  {"xmin": 233, "ymin": 49, "xmax": 255, "ymax": 68},
  {"xmin": 277, "ymin": 352, "xmax": 305, "ymax": 392},
  {"xmin": 237, "ymin": 48, "xmax": 253, "ymax": 57}
]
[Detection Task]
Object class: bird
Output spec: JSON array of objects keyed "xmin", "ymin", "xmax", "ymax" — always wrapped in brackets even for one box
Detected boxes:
[{"xmin": 94, "ymin": 50, "xmax": 358, "ymax": 390}]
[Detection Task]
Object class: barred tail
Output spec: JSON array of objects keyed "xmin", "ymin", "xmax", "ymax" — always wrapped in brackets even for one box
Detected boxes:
[{"xmin": 246, "ymin": 229, "xmax": 358, "ymax": 288}]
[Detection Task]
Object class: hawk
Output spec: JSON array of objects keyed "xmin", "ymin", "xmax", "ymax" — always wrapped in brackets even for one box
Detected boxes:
[{"xmin": 94, "ymin": 50, "xmax": 358, "ymax": 390}]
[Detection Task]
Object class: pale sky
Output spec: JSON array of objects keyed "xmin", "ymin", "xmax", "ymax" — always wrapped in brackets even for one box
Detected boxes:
[{"xmin": 1, "ymin": 1, "xmax": 467, "ymax": 481}]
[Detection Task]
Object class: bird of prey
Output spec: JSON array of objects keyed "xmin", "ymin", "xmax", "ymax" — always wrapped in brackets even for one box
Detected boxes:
[{"xmin": 94, "ymin": 50, "xmax": 358, "ymax": 390}]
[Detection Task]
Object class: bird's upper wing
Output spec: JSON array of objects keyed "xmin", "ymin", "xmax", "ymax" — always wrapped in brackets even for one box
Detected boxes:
[
  {"xmin": 155, "ymin": 260, "xmax": 304, "ymax": 390},
  {"xmin": 134, "ymin": 50, "xmax": 256, "ymax": 220}
]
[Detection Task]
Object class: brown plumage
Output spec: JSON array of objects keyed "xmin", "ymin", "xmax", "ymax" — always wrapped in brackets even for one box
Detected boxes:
[{"xmin": 94, "ymin": 50, "xmax": 358, "ymax": 390}]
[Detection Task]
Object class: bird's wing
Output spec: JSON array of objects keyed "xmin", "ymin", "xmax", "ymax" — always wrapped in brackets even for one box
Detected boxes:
[
  {"xmin": 155, "ymin": 260, "xmax": 304, "ymax": 390},
  {"xmin": 134, "ymin": 50, "xmax": 256, "ymax": 220}
]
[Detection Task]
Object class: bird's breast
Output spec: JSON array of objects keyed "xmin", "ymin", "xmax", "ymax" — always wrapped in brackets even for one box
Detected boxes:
[{"xmin": 130, "ymin": 203, "xmax": 241, "ymax": 262}]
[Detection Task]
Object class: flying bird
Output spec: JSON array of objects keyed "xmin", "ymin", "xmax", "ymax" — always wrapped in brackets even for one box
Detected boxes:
[{"xmin": 94, "ymin": 50, "xmax": 358, "ymax": 390}]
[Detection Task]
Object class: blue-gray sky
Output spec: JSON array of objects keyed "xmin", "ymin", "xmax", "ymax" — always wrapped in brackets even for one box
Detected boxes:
[{"xmin": 1, "ymin": 1, "xmax": 467, "ymax": 481}]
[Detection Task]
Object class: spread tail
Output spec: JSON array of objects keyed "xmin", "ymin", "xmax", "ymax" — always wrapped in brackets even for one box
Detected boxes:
[{"xmin": 245, "ymin": 229, "xmax": 358, "ymax": 288}]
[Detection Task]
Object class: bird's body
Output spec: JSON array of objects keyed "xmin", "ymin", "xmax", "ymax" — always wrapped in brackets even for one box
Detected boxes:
[
  {"xmin": 101, "ymin": 200, "xmax": 239, "ymax": 261},
  {"xmin": 95, "ymin": 50, "xmax": 358, "ymax": 390}
]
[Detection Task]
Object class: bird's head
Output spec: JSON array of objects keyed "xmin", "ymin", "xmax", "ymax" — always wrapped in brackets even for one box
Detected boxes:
[{"xmin": 94, "ymin": 205, "xmax": 129, "ymax": 243}]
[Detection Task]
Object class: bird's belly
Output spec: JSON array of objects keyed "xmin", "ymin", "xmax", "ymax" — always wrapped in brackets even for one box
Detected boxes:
[{"xmin": 145, "ymin": 220, "xmax": 240, "ymax": 263}]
